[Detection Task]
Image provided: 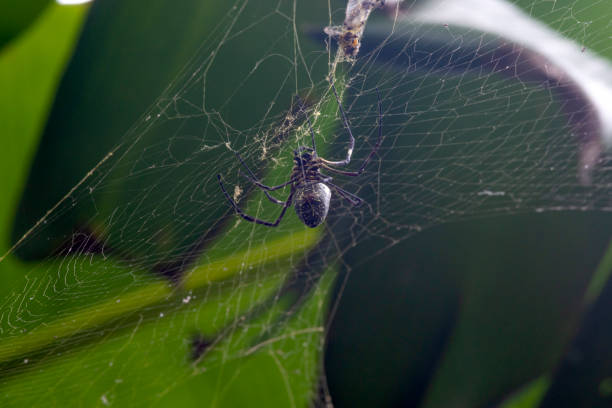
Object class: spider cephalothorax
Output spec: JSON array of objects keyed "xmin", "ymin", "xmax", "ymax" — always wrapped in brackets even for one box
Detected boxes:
[{"xmin": 218, "ymin": 82, "xmax": 383, "ymax": 228}]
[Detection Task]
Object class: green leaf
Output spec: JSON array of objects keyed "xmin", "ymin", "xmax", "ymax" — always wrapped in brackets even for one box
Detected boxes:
[
  {"xmin": 499, "ymin": 376, "xmax": 550, "ymax": 408},
  {"xmin": 0, "ymin": 3, "xmax": 87, "ymax": 281},
  {"xmin": 11, "ymin": 0, "xmax": 332, "ymax": 262},
  {"xmin": 0, "ymin": 0, "xmax": 52, "ymax": 50},
  {"xmin": 323, "ymin": 1, "xmax": 612, "ymax": 407},
  {"xmin": 0, "ymin": 1, "xmax": 339, "ymax": 406},
  {"xmin": 7, "ymin": 1, "xmax": 612, "ymax": 407}
]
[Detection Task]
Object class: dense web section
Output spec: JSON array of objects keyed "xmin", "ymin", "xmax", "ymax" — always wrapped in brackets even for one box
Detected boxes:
[{"xmin": 2, "ymin": 0, "xmax": 612, "ymax": 406}]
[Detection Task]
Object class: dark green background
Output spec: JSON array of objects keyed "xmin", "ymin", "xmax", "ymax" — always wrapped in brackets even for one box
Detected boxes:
[{"xmin": 2, "ymin": 1, "xmax": 612, "ymax": 407}]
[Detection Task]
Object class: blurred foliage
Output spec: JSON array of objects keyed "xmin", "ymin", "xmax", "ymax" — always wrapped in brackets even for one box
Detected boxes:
[
  {"xmin": 2, "ymin": 0, "xmax": 612, "ymax": 407},
  {"xmin": 0, "ymin": 1, "xmax": 333, "ymax": 406},
  {"xmin": 0, "ymin": 2, "xmax": 86, "ymax": 285},
  {"xmin": 324, "ymin": 1, "xmax": 612, "ymax": 407},
  {"xmin": 0, "ymin": 0, "xmax": 52, "ymax": 50}
]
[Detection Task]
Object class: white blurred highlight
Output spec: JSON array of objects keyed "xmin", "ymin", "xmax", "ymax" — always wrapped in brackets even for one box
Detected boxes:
[
  {"xmin": 411, "ymin": 0, "xmax": 612, "ymax": 149},
  {"xmin": 57, "ymin": 0, "xmax": 93, "ymax": 5}
]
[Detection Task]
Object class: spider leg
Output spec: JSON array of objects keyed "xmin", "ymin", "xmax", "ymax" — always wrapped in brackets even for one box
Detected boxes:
[
  {"xmin": 295, "ymin": 95, "xmax": 317, "ymax": 154},
  {"xmin": 263, "ymin": 191, "xmax": 285, "ymax": 205},
  {"xmin": 324, "ymin": 179, "xmax": 364, "ymax": 206},
  {"xmin": 234, "ymin": 152, "xmax": 295, "ymax": 191},
  {"xmin": 320, "ymin": 86, "xmax": 384, "ymax": 175},
  {"xmin": 323, "ymin": 81, "xmax": 355, "ymax": 166},
  {"xmin": 237, "ymin": 170, "xmax": 285, "ymax": 205},
  {"xmin": 320, "ymin": 163, "xmax": 363, "ymax": 177},
  {"xmin": 218, "ymin": 175, "xmax": 294, "ymax": 227}
]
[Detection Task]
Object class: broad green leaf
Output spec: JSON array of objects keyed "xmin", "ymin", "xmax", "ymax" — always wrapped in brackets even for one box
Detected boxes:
[
  {"xmin": 11, "ymin": 0, "xmax": 333, "ymax": 262},
  {"xmin": 6, "ymin": 1, "xmax": 612, "ymax": 407},
  {"xmin": 0, "ymin": 257, "xmax": 336, "ymax": 407},
  {"xmin": 0, "ymin": 0, "xmax": 52, "ymax": 50},
  {"xmin": 499, "ymin": 377, "xmax": 550, "ymax": 408},
  {"xmin": 323, "ymin": 1, "xmax": 612, "ymax": 407},
  {"xmin": 0, "ymin": 3, "xmax": 87, "ymax": 282},
  {"xmin": 1, "ymin": 1, "xmax": 343, "ymax": 406}
]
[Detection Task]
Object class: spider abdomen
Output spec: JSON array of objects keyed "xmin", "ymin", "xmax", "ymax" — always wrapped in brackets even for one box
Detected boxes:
[{"xmin": 294, "ymin": 183, "xmax": 331, "ymax": 228}]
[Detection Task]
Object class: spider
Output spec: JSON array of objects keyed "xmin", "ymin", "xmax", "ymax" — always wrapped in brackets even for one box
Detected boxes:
[{"xmin": 217, "ymin": 83, "xmax": 383, "ymax": 228}]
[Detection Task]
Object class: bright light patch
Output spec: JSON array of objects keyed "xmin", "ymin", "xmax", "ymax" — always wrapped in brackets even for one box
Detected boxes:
[{"xmin": 56, "ymin": 0, "xmax": 93, "ymax": 5}]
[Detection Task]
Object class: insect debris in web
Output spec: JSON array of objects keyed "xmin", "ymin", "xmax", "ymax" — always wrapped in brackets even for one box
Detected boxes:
[{"xmin": 324, "ymin": 0, "xmax": 386, "ymax": 60}]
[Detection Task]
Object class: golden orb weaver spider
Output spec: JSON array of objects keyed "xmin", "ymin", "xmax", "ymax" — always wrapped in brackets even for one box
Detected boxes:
[{"xmin": 218, "ymin": 83, "xmax": 383, "ymax": 228}]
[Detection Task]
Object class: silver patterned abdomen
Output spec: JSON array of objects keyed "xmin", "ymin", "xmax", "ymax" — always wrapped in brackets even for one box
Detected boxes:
[{"xmin": 294, "ymin": 183, "xmax": 331, "ymax": 228}]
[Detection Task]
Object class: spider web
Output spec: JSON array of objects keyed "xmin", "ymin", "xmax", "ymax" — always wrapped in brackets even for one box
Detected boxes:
[{"xmin": 2, "ymin": 0, "xmax": 612, "ymax": 406}]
